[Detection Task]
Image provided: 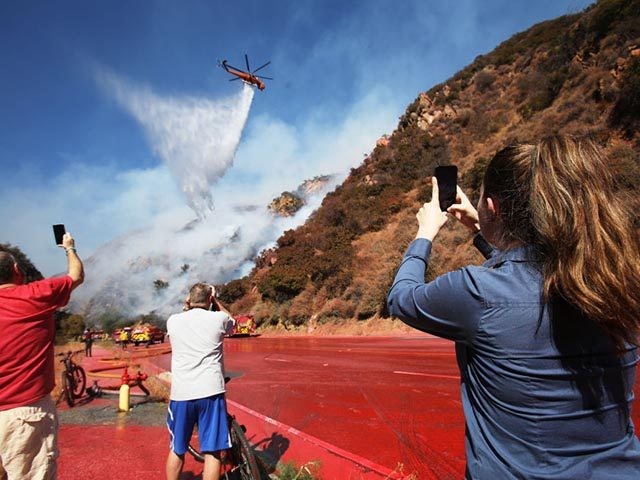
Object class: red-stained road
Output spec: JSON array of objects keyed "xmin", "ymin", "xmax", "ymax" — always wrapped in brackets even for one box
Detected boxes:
[
  {"xmin": 237, "ymin": 335, "xmax": 465, "ymax": 478},
  {"xmin": 59, "ymin": 336, "xmax": 640, "ymax": 479},
  {"xmin": 156, "ymin": 335, "xmax": 465, "ymax": 478},
  {"xmin": 153, "ymin": 334, "xmax": 640, "ymax": 479}
]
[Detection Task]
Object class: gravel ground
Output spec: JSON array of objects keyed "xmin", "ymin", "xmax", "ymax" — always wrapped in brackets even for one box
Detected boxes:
[{"xmin": 58, "ymin": 396, "xmax": 167, "ymax": 426}]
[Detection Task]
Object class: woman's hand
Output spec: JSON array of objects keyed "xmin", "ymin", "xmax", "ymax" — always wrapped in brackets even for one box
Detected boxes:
[
  {"xmin": 416, "ymin": 177, "xmax": 449, "ymax": 241},
  {"xmin": 447, "ymin": 185, "xmax": 480, "ymax": 233}
]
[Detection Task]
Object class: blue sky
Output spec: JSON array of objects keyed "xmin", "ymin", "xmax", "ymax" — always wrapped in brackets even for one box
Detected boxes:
[{"xmin": 0, "ymin": 0, "xmax": 594, "ymax": 276}]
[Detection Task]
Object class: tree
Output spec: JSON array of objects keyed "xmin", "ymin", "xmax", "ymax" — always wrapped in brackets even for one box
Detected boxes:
[
  {"xmin": 56, "ymin": 313, "xmax": 85, "ymax": 340},
  {"xmin": 135, "ymin": 312, "xmax": 166, "ymax": 329},
  {"xmin": 217, "ymin": 278, "xmax": 249, "ymax": 304},
  {"xmin": 98, "ymin": 308, "xmax": 125, "ymax": 333},
  {"xmin": 0, "ymin": 243, "xmax": 43, "ymax": 283},
  {"xmin": 153, "ymin": 279, "xmax": 169, "ymax": 292}
]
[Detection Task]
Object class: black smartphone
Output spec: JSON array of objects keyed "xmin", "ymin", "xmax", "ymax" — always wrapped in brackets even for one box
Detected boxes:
[
  {"xmin": 53, "ymin": 224, "xmax": 66, "ymax": 246},
  {"xmin": 434, "ymin": 165, "xmax": 458, "ymax": 211}
]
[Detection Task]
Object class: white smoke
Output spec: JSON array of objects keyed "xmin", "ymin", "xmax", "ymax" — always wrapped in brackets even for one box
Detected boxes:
[
  {"xmin": 71, "ymin": 180, "xmax": 338, "ymax": 320},
  {"xmin": 70, "ymin": 69, "xmax": 341, "ymax": 319},
  {"xmin": 96, "ymin": 69, "xmax": 254, "ymax": 217}
]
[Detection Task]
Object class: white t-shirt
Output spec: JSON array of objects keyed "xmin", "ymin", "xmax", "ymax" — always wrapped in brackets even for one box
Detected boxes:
[{"xmin": 167, "ymin": 308, "xmax": 235, "ymax": 401}]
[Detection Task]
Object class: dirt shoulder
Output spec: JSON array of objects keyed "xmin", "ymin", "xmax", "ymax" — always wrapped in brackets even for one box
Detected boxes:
[{"xmin": 256, "ymin": 316, "xmax": 420, "ymax": 337}]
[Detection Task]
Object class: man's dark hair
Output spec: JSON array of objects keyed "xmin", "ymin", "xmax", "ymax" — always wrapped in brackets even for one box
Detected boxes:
[
  {"xmin": 0, "ymin": 244, "xmax": 43, "ymax": 283},
  {"xmin": 0, "ymin": 251, "xmax": 16, "ymax": 284}
]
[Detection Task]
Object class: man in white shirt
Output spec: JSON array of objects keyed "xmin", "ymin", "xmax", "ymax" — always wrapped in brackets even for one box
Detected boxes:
[{"xmin": 165, "ymin": 283, "xmax": 235, "ymax": 480}]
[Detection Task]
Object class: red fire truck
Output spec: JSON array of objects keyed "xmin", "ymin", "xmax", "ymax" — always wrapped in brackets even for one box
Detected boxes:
[{"xmin": 228, "ymin": 314, "xmax": 255, "ymax": 337}]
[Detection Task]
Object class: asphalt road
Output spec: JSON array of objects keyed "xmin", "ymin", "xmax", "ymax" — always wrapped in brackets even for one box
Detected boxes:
[
  {"xmin": 166, "ymin": 334, "xmax": 640, "ymax": 479},
  {"xmin": 59, "ymin": 335, "xmax": 640, "ymax": 479},
  {"xmin": 154, "ymin": 335, "xmax": 469, "ymax": 478}
]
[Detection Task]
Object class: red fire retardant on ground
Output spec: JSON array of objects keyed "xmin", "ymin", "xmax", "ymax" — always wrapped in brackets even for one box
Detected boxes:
[{"xmin": 58, "ymin": 336, "xmax": 640, "ymax": 479}]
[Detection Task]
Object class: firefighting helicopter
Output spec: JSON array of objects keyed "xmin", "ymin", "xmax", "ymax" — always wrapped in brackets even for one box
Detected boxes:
[{"xmin": 218, "ymin": 54, "xmax": 272, "ymax": 90}]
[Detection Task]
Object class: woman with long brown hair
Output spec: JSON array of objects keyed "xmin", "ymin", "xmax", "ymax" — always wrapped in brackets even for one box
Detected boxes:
[{"xmin": 387, "ymin": 136, "xmax": 640, "ymax": 478}]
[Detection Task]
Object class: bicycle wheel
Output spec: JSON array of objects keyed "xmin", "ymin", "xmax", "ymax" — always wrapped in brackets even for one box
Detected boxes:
[
  {"xmin": 61, "ymin": 372, "xmax": 75, "ymax": 407},
  {"xmin": 71, "ymin": 365, "xmax": 86, "ymax": 398},
  {"xmin": 228, "ymin": 417, "xmax": 261, "ymax": 480},
  {"xmin": 186, "ymin": 428, "xmax": 229, "ymax": 466}
]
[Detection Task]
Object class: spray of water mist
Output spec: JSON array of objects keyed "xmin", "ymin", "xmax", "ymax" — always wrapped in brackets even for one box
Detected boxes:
[
  {"xmin": 96, "ymin": 69, "xmax": 254, "ymax": 218},
  {"xmin": 75, "ymin": 68, "xmax": 363, "ymax": 321},
  {"xmin": 72, "ymin": 69, "xmax": 279, "ymax": 319}
]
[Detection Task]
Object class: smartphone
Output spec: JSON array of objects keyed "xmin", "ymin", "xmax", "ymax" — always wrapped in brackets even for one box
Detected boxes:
[
  {"xmin": 434, "ymin": 165, "xmax": 458, "ymax": 211},
  {"xmin": 53, "ymin": 224, "xmax": 66, "ymax": 246}
]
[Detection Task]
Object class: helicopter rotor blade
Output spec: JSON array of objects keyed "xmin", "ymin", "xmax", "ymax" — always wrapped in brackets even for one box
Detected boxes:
[
  {"xmin": 255, "ymin": 75, "xmax": 273, "ymax": 80},
  {"xmin": 229, "ymin": 77, "xmax": 241, "ymax": 82},
  {"xmin": 223, "ymin": 63, "xmax": 244, "ymax": 73},
  {"xmin": 252, "ymin": 61, "xmax": 271, "ymax": 74},
  {"xmin": 245, "ymin": 54, "xmax": 251, "ymax": 73}
]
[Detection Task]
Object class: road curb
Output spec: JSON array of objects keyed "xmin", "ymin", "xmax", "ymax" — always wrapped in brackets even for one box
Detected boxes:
[
  {"xmin": 144, "ymin": 357, "xmax": 408, "ymax": 479},
  {"xmin": 228, "ymin": 399, "xmax": 407, "ymax": 479}
]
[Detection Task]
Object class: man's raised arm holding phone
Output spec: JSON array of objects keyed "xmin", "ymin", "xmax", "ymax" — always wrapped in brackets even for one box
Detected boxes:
[{"xmin": 60, "ymin": 232, "xmax": 84, "ymax": 290}]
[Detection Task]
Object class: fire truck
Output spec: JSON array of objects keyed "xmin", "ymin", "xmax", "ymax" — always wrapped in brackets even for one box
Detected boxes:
[
  {"xmin": 113, "ymin": 324, "xmax": 165, "ymax": 346},
  {"xmin": 130, "ymin": 324, "xmax": 165, "ymax": 346},
  {"xmin": 228, "ymin": 314, "xmax": 255, "ymax": 337}
]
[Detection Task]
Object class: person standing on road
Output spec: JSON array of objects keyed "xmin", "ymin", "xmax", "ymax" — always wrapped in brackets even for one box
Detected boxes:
[
  {"xmin": 119, "ymin": 328, "xmax": 128, "ymax": 350},
  {"xmin": 387, "ymin": 136, "xmax": 640, "ymax": 479},
  {"xmin": 0, "ymin": 233, "xmax": 84, "ymax": 480},
  {"xmin": 165, "ymin": 283, "xmax": 235, "ymax": 480},
  {"xmin": 83, "ymin": 328, "xmax": 93, "ymax": 357}
]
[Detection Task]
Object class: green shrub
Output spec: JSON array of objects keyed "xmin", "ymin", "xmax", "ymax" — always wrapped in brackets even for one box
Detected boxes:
[
  {"xmin": 518, "ymin": 66, "xmax": 569, "ymax": 118},
  {"xmin": 610, "ymin": 57, "xmax": 640, "ymax": 134},
  {"xmin": 609, "ymin": 144, "xmax": 640, "ymax": 191},
  {"xmin": 275, "ymin": 460, "xmax": 320, "ymax": 480},
  {"xmin": 217, "ymin": 277, "xmax": 249, "ymax": 304},
  {"xmin": 474, "ymin": 71, "xmax": 496, "ymax": 93},
  {"xmin": 318, "ymin": 298, "xmax": 355, "ymax": 322},
  {"xmin": 56, "ymin": 313, "xmax": 85, "ymax": 342},
  {"xmin": 587, "ymin": 0, "xmax": 633, "ymax": 43},
  {"xmin": 257, "ymin": 264, "xmax": 307, "ymax": 302}
]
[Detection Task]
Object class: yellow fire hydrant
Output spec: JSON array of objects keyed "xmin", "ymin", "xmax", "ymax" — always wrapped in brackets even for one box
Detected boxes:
[{"xmin": 118, "ymin": 368, "xmax": 131, "ymax": 412}]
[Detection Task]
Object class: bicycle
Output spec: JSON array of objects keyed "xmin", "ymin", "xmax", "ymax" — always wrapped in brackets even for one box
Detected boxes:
[
  {"xmin": 58, "ymin": 350, "xmax": 87, "ymax": 407},
  {"xmin": 187, "ymin": 381, "xmax": 261, "ymax": 480}
]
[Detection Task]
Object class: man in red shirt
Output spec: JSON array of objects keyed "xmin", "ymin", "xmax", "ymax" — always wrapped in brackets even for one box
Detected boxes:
[{"xmin": 0, "ymin": 232, "xmax": 84, "ymax": 480}]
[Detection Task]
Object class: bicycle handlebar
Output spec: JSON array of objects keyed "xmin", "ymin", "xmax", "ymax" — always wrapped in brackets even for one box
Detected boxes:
[{"xmin": 56, "ymin": 349, "xmax": 84, "ymax": 361}]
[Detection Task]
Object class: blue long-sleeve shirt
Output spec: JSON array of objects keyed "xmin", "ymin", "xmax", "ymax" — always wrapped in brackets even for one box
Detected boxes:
[{"xmin": 387, "ymin": 236, "xmax": 640, "ymax": 479}]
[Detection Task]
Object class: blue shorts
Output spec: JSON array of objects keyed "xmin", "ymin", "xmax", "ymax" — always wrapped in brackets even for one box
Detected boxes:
[{"xmin": 167, "ymin": 394, "xmax": 231, "ymax": 455}]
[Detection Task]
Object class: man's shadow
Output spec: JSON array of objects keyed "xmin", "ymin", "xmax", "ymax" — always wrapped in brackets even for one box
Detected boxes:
[{"xmin": 252, "ymin": 432, "xmax": 291, "ymax": 474}]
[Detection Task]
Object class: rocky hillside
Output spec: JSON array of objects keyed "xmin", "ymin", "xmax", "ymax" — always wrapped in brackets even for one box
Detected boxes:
[
  {"xmin": 268, "ymin": 175, "xmax": 333, "ymax": 217},
  {"xmin": 218, "ymin": 0, "xmax": 640, "ymax": 328}
]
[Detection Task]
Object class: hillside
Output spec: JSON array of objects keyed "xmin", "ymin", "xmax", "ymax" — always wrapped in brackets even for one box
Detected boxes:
[{"xmin": 218, "ymin": 0, "xmax": 640, "ymax": 329}]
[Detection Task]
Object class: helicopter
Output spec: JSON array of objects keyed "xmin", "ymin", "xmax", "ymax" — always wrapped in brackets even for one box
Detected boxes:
[{"xmin": 218, "ymin": 54, "xmax": 272, "ymax": 91}]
